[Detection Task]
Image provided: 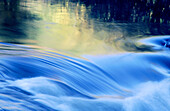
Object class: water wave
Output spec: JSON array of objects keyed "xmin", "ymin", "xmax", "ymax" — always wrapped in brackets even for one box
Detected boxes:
[{"xmin": 0, "ymin": 36, "xmax": 169, "ymax": 111}]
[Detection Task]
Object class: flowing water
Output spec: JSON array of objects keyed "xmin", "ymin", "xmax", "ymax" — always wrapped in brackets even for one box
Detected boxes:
[{"xmin": 0, "ymin": 0, "xmax": 170, "ymax": 111}]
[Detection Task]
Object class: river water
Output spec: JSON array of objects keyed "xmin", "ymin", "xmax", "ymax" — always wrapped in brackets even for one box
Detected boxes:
[{"xmin": 0, "ymin": 0, "xmax": 169, "ymax": 111}]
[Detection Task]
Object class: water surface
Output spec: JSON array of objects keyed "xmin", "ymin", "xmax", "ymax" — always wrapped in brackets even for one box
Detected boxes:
[{"xmin": 0, "ymin": 0, "xmax": 169, "ymax": 111}]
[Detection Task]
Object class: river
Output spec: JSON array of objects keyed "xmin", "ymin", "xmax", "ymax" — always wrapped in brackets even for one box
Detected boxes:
[{"xmin": 0, "ymin": 0, "xmax": 169, "ymax": 111}]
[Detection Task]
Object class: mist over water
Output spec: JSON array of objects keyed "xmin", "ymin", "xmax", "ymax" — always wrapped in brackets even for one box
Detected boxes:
[{"xmin": 0, "ymin": 0, "xmax": 169, "ymax": 111}]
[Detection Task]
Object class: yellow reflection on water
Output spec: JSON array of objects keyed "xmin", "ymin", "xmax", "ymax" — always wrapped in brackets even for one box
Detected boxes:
[{"xmin": 21, "ymin": 0, "xmax": 119, "ymax": 55}]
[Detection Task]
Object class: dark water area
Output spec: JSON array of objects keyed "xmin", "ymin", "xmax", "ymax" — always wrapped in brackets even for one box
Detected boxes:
[
  {"xmin": 0, "ymin": 0, "xmax": 170, "ymax": 111},
  {"xmin": 0, "ymin": 0, "xmax": 169, "ymax": 53}
]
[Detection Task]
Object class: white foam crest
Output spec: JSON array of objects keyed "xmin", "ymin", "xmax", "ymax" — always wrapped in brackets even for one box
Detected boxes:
[{"xmin": 9, "ymin": 77, "xmax": 170, "ymax": 111}]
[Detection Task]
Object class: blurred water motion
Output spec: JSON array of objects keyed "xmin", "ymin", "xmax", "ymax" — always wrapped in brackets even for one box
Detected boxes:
[
  {"xmin": 0, "ymin": 0, "xmax": 170, "ymax": 111},
  {"xmin": 0, "ymin": 36, "xmax": 169, "ymax": 111}
]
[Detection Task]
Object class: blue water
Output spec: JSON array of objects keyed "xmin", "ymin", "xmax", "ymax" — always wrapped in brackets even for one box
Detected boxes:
[{"xmin": 0, "ymin": 36, "xmax": 169, "ymax": 111}]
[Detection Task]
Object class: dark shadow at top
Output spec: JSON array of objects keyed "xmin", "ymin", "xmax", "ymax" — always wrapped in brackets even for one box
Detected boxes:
[{"xmin": 80, "ymin": 0, "xmax": 169, "ymax": 24}]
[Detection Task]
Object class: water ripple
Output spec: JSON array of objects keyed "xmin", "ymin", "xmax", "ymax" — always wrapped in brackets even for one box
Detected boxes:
[{"xmin": 0, "ymin": 36, "xmax": 169, "ymax": 111}]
